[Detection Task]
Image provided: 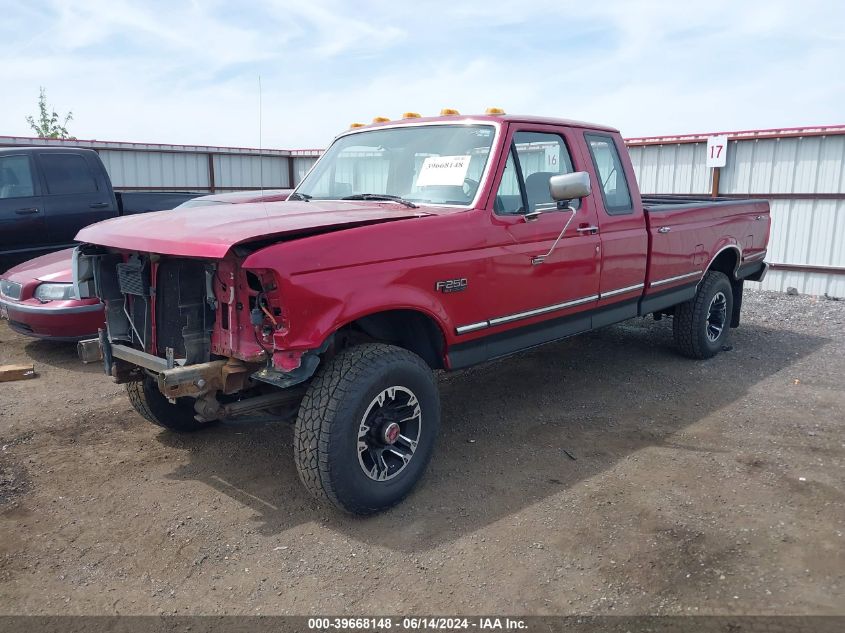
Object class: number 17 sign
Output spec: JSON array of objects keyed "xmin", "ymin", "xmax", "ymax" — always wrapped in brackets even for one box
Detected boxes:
[{"xmin": 706, "ymin": 135, "xmax": 728, "ymax": 168}]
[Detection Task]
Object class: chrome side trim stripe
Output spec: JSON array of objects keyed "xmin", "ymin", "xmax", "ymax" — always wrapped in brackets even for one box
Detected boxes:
[
  {"xmin": 649, "ymin": 271, "xmax": 702, "ymax": 288},
  {"xmin": 599, "ymin": 283, "xmax": 644, "ymax": 299},
  {"xmin": 455, "ymin": 321, "xmax": 489, "ymax": 335},
  {"xmin": 455, "ymin": 294, "xmax": 599, "ymax": 334},
  {"xmin": 488, "ymin": 295, "xmax": 598, "ymax": 327}
]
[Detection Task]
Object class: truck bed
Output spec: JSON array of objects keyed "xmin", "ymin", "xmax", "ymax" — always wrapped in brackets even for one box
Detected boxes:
[{"xmin": 640, "ymin": 195, "xmax": 770, "ymax": 312}]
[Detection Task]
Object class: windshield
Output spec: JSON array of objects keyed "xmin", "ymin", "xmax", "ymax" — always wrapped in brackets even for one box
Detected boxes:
[{"xmin": 295, "ymin": 124, "xmax": 497, "ymax": 206}]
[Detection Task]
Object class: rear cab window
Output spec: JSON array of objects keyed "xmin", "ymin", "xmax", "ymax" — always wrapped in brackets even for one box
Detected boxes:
[
  {"xmin": 585, "ymin": 134, "xmax": 632, "ymax": 215},
  {"xmin": 39, "ymin": 153, "xmax": 99, "ymax": 195},
  {"xmin": 0, "ymin": 155, "xmax": 36, "ymax": 199}
]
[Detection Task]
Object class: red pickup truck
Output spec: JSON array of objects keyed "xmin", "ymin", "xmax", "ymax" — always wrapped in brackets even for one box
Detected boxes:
[{"xmin": 73, "ymin": 112, "xmax": 769, "ymax": 514}]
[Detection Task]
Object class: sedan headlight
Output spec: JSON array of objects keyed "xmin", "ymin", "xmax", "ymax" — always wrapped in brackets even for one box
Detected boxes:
[{"xmin": 34, "ymin": 283, "xmax": 75, "ymax": 302}]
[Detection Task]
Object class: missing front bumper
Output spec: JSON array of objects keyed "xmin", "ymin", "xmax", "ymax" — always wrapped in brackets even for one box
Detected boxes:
[
  {"xmin": 79, "ymin": 331, "xmax": 318, "ymax": 406},
  {"xmin": 78, "ymin": 334, "xmax": 259, "ymax": 397}
]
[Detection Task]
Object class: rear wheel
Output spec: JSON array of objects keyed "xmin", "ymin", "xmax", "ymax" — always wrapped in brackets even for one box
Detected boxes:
[
  {"xmin": 294, "ymin": 343, "xmax": 440, "ymax": 515},
  {"xmin": 673, "ymin": 271, "xmax": 734, "ymax": 359},
  {"xmin": 127, "ymin": 377, "xmax": 213, "ymax": 432}
]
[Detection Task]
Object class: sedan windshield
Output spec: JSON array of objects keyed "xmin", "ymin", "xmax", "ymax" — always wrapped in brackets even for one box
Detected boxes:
[{"xmin": 294, "ymin": 124, "xmax": 497, "ymax": 206}]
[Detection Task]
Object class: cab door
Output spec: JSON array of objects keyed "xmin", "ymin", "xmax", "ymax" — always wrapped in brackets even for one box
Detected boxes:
[
  {"xmin": 0, "ymin": 153, "xmax": 48, "ymax": 265},
  {"xmin": 483, "ymin": 126, "xmax": 601, "ymax": 336},
  {"xmin": 36, "ymin": 151, "xmax": 117, "ymax": 247}
]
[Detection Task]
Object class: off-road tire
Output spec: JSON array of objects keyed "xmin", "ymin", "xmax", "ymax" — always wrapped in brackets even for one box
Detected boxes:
[
  {"xmin": 673, "ymin": 270, "xmax": 734, "ymax": 359},
  {"xmin": 127, "ymin": 377, "xmax": 212, "ymax": 433},
  {"xmin": 294, "ymin": 343, "xmax": 440, "ymax": 515}
]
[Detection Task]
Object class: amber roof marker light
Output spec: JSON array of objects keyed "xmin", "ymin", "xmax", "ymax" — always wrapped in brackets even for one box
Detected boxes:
[
  {"xmin": 349, "ymin": 122, "xmax": 366, "ymax": 128},
  {"xmin": 440, "ymin": 108, "xmax": 461, "ymax": 115},
  {"xmin": 372, "ymin": 116, "xmax": 391, "ymax": 123},
  {"xmin": 402, "ymin": 112, "xmax": 421, "ymax": 119},
  {"xmin": 485, "ymin": 107, "xmax": 506, "ymax": 115}
]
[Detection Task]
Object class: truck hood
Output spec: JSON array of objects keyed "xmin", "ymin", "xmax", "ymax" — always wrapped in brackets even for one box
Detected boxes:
[{"xmin": 75, "ymin": 200, "xmax": 434, "ymax": 258}]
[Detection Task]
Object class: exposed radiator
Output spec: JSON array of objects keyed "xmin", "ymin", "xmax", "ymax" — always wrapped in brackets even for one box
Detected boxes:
[{"xmin": 117, "ymin": 259, "xmax": 150, "ymax": 296}]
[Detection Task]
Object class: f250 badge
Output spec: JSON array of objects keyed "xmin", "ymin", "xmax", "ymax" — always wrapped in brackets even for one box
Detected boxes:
[{"xmin": 435, "ymin": 278, "xmax": 468, "ymax": 293}]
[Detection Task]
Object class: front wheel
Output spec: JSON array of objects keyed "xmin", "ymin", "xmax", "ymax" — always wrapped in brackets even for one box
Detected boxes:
[
  {"xmin": 294, "ymin": 343, "xmax": 440, "ymax": 515},
  {"xmin": 127, "ymin": 377, "xmax": 213, "ymax": 433},
  {"xmin": 673, "ymin": 270, "xmax": 734, "ymax": 359}
]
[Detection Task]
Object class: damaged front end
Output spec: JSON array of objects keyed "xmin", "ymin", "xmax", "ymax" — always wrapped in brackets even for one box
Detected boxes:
[{"xmin": 73, "ymin": 246, "xmax": 318, "ymax": 421}]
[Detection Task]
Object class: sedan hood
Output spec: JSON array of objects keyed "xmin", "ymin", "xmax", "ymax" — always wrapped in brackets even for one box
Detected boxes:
[
  {"xmin": 3, "ymin": 248, "xmax": 75, "ymax": 284},
  {"xmin": 76, "ymin": 200, "xmax": 433, "ymax": 258}
]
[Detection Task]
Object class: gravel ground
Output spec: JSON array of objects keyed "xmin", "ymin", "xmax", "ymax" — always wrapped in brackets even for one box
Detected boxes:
[{"xmin": 0, "ymin": 290, "xmax": 843, "ymax": 616}]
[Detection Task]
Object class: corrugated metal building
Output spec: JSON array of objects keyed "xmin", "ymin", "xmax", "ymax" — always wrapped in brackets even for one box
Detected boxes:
[
  {"xmin": 627, "ymin": 125, "xmax": 845, "ymax": 298},
  {"xmin": 0, "ymin": 135, "xmax": 322, "ymax": 192}
]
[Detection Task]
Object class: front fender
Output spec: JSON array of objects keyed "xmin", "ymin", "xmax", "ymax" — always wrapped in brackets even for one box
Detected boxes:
[{"xmin": 271, "ymin": 277, "xmax": 453, "ymax": 353}]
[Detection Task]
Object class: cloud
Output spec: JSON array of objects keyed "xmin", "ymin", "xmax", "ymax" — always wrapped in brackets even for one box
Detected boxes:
[
  {"xmin": 261, "ymin": 0, "xmax": 406, "ymax": 58},
  {"xmin": 2, "ymin": 0, "xmax": 843, "ymax": 148}
]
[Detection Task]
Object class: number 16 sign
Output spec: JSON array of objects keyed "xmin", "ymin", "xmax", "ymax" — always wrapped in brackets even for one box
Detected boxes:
[{"xmin": 706, "ymin": 135, "xmax": 728, "ymax": 168}]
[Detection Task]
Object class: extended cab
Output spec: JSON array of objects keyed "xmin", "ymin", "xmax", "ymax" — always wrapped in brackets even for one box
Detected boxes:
[
  {"xmin": 0, "ymin": 147, "xmax": 199, "ymax": 272},
  {"xmin": 72, "ymin": 113, "xmax": 770, "ymax": 514}
]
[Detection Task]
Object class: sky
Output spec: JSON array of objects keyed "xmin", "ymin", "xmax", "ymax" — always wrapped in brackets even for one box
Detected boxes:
[{"xmin": 1, "ymin": 0, "xmax": 844, "ymax": 150}]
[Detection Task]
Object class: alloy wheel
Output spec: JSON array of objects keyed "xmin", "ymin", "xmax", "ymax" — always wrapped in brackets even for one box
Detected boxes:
[
  {"xmin": 706, "ymin": 291, "xmax": 728, "ymax": 342},
  {"xmin": 357, "ymin": 386, "xmax": 422, "ymax": 481}
]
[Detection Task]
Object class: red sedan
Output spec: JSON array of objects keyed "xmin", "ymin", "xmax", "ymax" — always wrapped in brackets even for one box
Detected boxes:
[
  {"xmin": 0, "ymin": 189, "xmax": 291, "ymax": 340},
  {"xmin": 0, "ymin": 248, "xmax": 101, "ymax": 340}
]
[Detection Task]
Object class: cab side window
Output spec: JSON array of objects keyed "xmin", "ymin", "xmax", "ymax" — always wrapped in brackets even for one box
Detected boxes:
[
  {"xmin": 514, "ymin": 132, "xmax": 575, "ymax": 212},
  {"xmin": 40, "ymin": 153, "xmax": 99, "ymax": 195},
  {"xmin": 0, "ymin": 155, "xmax": 35, "ymax": 199},
  {"xmin": 585, "ymin": 134, "xmax": 632, "ymax": 214},
  {"xmin": 494, "ymin": 131, "xmax": 576, "ymax": 215}
]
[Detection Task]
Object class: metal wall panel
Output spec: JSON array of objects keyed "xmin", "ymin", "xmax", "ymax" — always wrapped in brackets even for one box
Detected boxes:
[
  {"xmin": 0, "ymin": 135, "xmax": 322, "ymax": 192},
  {"xmin": 718, "ymin": 136, "xmax": 845, "ymax": 194},
  {"xmin": 99, "ymin": 150, "xmax": 209, "ymax": 189},
  {"xmin": 293, "ymin": 156, "xmax": 319, "ymax": 183},
  {"xmin": 628, "ymin": 143, "xmax": 710, "ymax": 194},
  {"xmin": 628, "ymin": 132, "xmax": 845, "ymax": 297},
  {"xmin": 212, "ymin": 154, "xmax": 290, "ymax": 189}
]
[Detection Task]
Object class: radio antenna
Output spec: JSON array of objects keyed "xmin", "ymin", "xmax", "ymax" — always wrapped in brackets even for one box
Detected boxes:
[{"xmin": 258, "ymin": 75, "xmax": 264, "ymax": 196}]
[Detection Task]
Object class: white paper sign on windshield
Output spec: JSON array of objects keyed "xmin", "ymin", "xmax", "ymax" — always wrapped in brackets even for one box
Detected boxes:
[{"xmin": 415, "ymin": 155, "xmax": 471, "ymax": 187}]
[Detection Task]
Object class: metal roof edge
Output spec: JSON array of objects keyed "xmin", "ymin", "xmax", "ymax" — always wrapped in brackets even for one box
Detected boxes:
[
  {"xmin": 625, "ymin": 124, "xmax": 845, "ymax": 146},
  {"xmin": 0, "ymin": 134, "xmax": 324, "ymax": 157}
]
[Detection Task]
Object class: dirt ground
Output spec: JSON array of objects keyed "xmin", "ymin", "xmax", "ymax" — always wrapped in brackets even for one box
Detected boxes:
[{"xmin": 0, "ymin": 290, "xmax": 842, "ymax": 616}]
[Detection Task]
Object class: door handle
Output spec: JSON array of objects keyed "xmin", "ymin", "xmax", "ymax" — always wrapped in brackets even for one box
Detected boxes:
[
  {"xmin": 15, "ymin": 207, "xmax": 39, "ymax": 215},
  {"xmin": 576, "ymin": 225, "xmax": 599, "ymax": 235},
  {"xmin": 89, "ymin": 202, "xmax": 110, "ymax": 209},
  {"xmin": 657, "ymin": 226, "xmax": 671, "ymax": 234},
  {"xmin": 754, "ymin": 215, "xmax": 765, "ymax": 220}
]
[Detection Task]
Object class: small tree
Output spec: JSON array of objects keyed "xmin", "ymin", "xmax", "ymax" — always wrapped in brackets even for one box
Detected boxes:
[{"xmin": 26, "ymin": 87, "xmax": 76, "ymax": 140}]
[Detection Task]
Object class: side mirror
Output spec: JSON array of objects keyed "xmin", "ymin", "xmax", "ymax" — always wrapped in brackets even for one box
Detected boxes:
[{"xmin": 549, "ymin": 171, "xmax": 591, "ymax": 203}]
